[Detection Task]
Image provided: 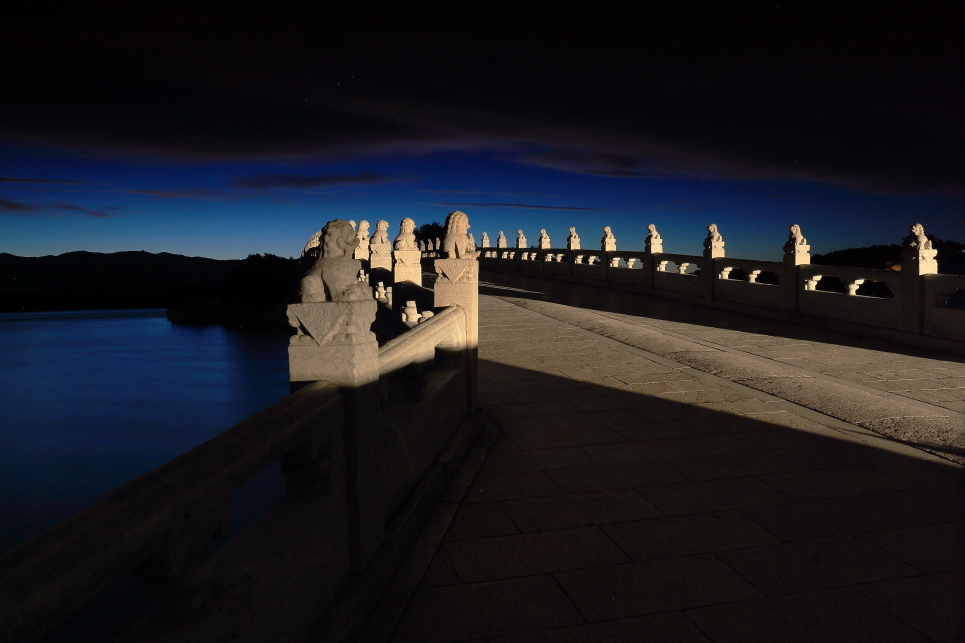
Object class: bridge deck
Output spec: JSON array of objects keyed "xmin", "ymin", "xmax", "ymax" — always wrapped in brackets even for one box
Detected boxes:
[{"xmin": 372, "ymin": 275, "xmax": 964, "ymax": 643}]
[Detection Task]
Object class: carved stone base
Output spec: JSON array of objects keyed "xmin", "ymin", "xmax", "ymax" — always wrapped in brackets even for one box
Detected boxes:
[
  {"xmin": 394, "ymin": 249, "xmax": 423, "ymax": 286},
  {"xmin": 289, "ymin": 342, "xmax": 379, "ymax": 385},
  {"xmin": 287, "ymin": 300, "xmax": 378, "ymax": 384},
  {"xmin": 369, "ymin": 243, "xmax": 392, "ymax": 271}
]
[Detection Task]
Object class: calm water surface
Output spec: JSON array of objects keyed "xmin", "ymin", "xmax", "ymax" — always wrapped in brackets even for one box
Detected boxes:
[{"xmin": 0, "ymin": 309, "xmax": 291, "ymax": 555}]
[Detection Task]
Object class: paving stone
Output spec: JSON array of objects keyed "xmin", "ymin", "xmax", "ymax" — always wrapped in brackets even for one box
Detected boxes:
[
  {"xmin": 717, "ymin": 536, "xmax": 919, "ymax": 596},
  {"xmin": 856, "ymin": 572, "xmax": 965, "ymax": 642},
  {"xmin": 900, "ymin": 387, "xmax": 965, "ymax": 403},
  {"xmin": 772, "ymin": 442, "xmax": 910, "ymax": 469},
  {"xmin": 861, "ymin": 378, "xmax": 955, "ymax": 392},
  {"xmin": 581, "ymin": 438, "xmax": 709, "ymax": 463},
  {"xmin": 602, "ymin": 511, "xmax": 780, "ymax": 560},
  {"xmin": 639, "ymin": 477, "xmax": 794, "ymax": 515},
  {"xmin": 611, "ymin": 416, "xmax": 760, "ymax": 441},
  {"xmin": 656, "ymin": 389, "xmax": 756, "ymax": 404},
  {"xmin": 744, "ymin": 377, "xmax": 947, "ymax": 424},
  {"xmin": 508, "ymin": 426, "xmax": 627, "ymax": 450},
  {"xmin": 571, "ymin": 392, "xmax": 649, "ymax": 412},
  {"xmin": 862, "ymin": 523, "xmax": 965, "ymax": 573},
  {"xmin": 507, "ymin": 387, "xmax": 606, "ymax": 403},
  {"xmin": 624, "ymin": 371, "xmax": 702, "ymax": 384},
  {"xmin": 759, "ymin": 466, "xmax": 909, "ymax": 501},
  {"xmin": 686, "ymin": 428, "xmax": 815, "ymax": 454},
  {"xmin": 717, "ymin": 399, "xmax": 790, "ymax": 415},
  {"xmin": 445, "ymin": 527, "xmax": 630, "ymax": 583},
  {"xmin": 418, "ymin": 546, "xmax": 461, "ymax": 588},
  {"xmin": 479, "ymin": 447, "xmax": 598, "ymax": 475},
  {"xmin": 543, "ymin": 408, "xmax": 645, "ymax": 430},
  {"xmin": 937, "ymin": 399, "xmax": 965, "ymax": 412},
  {"xmin": 393, "ymin": 575, "xmax": 584, "ymax": 643},
  {"xmin": 500, "ymin": 488, "xmax": 663, "ymax": 533},
  {"xmin": 443, "ymin": 502, "xmax": 520, "ymax": 542},
  {"xmin": 867, "ymin": 486, "xmax": 965, "ymax": 525},
  {"xmin": 664, "ymin": 451, "xmax": 804, "ymax": 481},
  {"xmin": 490, "ymin": 416, "xmax": 556, "ymax": 433},
  {"xmin": 465, "ymin": 471, "xmax": 563, "ymax": 503},
  {"xmin": 554, "ymin": 554, "xmax": 763, "ymax": 621},
  {"xmin": 685, "ymin": 587, "xmax": 928, "ymax": 643},
  {"xmin": 869, "ymin": 369, "xmax": 956, "ymax": 380},
  {"xmin": 740, "ymin": 496, "xmax": 914, "ymax": 542},
  {"xmin": 480, "ymin": 379, "xmax": 548, "ymax": 394},
  {"xmin": 486, "ymin": 400, "xmax": 582, "ymax": 420},
  {"xmin": 869, "ymin": 460, "xmax": 965, "ymax": 488},
  {"xmin": 545, "ymin": 461, "xmax": 691, "ymax": 493},
  {"xmin": 489, "ymin": 612, "xmax": 712, "ymax": 643}
]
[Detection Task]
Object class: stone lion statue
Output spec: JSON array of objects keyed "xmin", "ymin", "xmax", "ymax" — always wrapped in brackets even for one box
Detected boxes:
[
  {"xmin": 443, "ymin": 210, "xmax": 473, "ymax": 258},
  {"xmin": 300, "ymin": 219, "xmax": 369, "ymax": 302},
  {"xmin": 394, "ymin": 217, "xmax": 417, "ymax": 250},
  {"xmin": 371, "ymin": 220, "xmax": 390, "ymax": 244}
]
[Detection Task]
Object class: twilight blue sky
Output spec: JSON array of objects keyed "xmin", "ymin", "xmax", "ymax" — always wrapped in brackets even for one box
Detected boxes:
[{"xmin": 1, "ymin": 4, "xmax": 961, "ymax": 261}]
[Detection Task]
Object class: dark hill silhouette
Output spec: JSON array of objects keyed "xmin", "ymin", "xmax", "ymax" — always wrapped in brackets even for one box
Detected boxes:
[
  {"xmin": 0, "ymin": 251, "xmax": 239, "ymax": 313},
  {"xmin": 812, "ymin": 237, "xmax": 965, "ymax": 275}
]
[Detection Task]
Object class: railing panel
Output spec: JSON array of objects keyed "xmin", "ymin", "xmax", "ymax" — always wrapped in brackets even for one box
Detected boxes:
[
  {"xmin": 798, "ymin": 264, "xmax": 906, "ymax": 331},
  {"xmin": 923, "ymin": 274, "xmax": 965, "ymax": 340},
  {"xmin": 713, "ymin": 258, "xmax": 785, "ymax": 308}
]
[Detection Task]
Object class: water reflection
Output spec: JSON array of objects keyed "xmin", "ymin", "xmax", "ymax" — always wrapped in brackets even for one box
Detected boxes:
[{"xmin": 0, "ymin": 309, "xmax": 291, "ymax": 555}]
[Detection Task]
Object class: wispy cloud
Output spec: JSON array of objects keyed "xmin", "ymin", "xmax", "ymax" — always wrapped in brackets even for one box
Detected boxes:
[
  {"xmin": 0, "ymin": 196, "xmax": 118, "ymax": 218},
  {"xmin": 232, "ymin": 172, "xmax": 412, "ymax": 189},
  {"xmin": 436, "ymin": 202, "xmax": 598, "ymax": 211},
  {"xmin": 424, "ymin": 189, "xmax": 560, "ymax": 197},
  {"xmin": 514, "ymin": 150, "xmax": 703, "ymax": 180},
  {"xmin": 50, "ymin": 203, "xmax": 115, "ymax": 218},
  {"xmin": 0, "ymin": 197, "xmax": 42, "ymax": 213},
  {"xmin": 0, "ymin": 176, "xmax": 83, "ymax": 184},
  {"xmin": 129, "ymin": 188, "xmax": 223, "ymax": 200}
]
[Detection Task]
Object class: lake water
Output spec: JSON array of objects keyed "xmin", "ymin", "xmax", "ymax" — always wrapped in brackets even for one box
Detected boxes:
[{"xmin": 0, "ymin": 309, "xmax": 292, "ymax": 556}]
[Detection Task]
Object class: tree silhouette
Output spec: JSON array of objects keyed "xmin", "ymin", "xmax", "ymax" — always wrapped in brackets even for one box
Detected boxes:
[{"xmin": 414, "ymin": 221, "xmax": 445, "ymax": 244}]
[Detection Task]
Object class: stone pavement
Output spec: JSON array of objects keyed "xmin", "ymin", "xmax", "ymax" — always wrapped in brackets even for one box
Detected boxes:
[{"xmin": 371, "ymin": 284, "xmax": 964, "ymax": 643}]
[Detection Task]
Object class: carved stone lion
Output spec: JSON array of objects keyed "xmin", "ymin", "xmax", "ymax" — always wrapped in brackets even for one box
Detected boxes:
[
  {"xmin": 300, "ymin": 219, "xmax": 369, "ymax": 302},
  {"xmin": 442, "ymin": 210, "xmax": 473, "ymax": 258},
  {"xmin": 371, "ymin": 220, "xmax": 390, "ymax": 245},
  {"xmin": 394, "ymin": 217, "xmax": 417, "ymax": 250}
]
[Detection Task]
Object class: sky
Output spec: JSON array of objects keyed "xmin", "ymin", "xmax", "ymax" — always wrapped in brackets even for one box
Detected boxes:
[{"xmin": 1, "ymin": 3, "xmax": 962, "ymax": 261}]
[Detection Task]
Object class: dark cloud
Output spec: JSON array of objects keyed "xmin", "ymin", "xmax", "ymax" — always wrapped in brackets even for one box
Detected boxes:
[
  {"xmin": 0, "ymin": 4, "xmax": 960, "ymax": 192},
  {"xmin": 425, "ymin": 189, "xmax": 559, "ymax": 197},
  {"xmin": 232, "ymin": 172, "xmax": 410, "ymax": 189},
  {"xmin": 0, "ymin": 176, "xmax": 82, "ymax": 184},
  {"xmin": 514, "ymin": 151, "xmax": 703, "ymax": 179},
  {"xmin": 129, "ymin": 188, "xmax": 222, "ymax": 199},
  {"xmin": 437, "ymin": 202, "xmax": 598, "ymax": 212},
  {"xmin": 50, "ymin": 203, "xmax": 115, "ymax": 218},
  {"xmin": 0, "ymin": 197, "xmax": 116, "ymax": 218},
  {"xmin": 0, "ymin": 197, "xmax": 41, "ymax": 212}
]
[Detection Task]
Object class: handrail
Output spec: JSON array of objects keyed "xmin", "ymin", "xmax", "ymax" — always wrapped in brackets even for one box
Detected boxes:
[
  {"xmin": 378, "ymin": 305, "xmax": 466, "ymax": 376},
  {"xmin": 0, "ymin": 380, "xmax": 342, "ymax": 643}
]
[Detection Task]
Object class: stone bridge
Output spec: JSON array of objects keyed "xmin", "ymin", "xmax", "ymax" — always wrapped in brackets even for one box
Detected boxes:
[{"xmin": 1, "ymin": 215, "xmax": 962, "ymax": 642}]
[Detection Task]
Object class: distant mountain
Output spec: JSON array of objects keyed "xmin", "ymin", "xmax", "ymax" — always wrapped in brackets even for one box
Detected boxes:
[{"xmin": 0, "ymin": 251, "xmax": 239, "ymax": 312}]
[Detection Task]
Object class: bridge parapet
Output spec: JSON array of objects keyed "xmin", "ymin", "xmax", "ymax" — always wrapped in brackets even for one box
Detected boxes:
[{"xmin": 477, "ymin": 222, "xmax": 963, "ymax": 353}]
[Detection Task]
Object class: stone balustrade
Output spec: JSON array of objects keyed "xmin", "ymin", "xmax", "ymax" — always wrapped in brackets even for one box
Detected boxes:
[
  {"xmin": 0, "ymin": 217, "xmax": 482, "ymax": 643},
  {"xmin": 478, "ymin": 223, "xmax": 964, "ymax": 353}
]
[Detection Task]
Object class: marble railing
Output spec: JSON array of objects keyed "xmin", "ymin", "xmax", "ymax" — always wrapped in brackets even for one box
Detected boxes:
[
  {"xmin": 477, "ymin": 223, "xmax": 964, "ymax": 352},
  {"xmin": 0, "ymin": 258, "xmax": 481, "ymax": 643}
]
